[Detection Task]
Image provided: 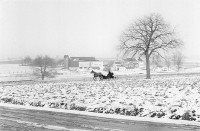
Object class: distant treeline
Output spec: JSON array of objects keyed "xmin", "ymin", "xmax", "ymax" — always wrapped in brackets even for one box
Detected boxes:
[{"xmin": 0, "ymin": 60, "xmax": 22, "ymax": 64}]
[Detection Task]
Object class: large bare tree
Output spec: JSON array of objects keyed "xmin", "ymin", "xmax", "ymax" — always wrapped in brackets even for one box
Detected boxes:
[
  {"xmin": 119, "ymin": 14, "xmax": 182, "ymax": 79},
  {"xmin": 33, "ymin": 56, "xmax": 56, "ymax": 80}
]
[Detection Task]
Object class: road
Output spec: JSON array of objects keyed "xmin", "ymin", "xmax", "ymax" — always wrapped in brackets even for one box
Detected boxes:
[{"xmin": 0, "ymin": 106, "xmax": 200, "ymax": 131}]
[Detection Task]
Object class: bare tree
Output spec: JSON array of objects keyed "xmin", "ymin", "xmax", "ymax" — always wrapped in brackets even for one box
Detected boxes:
[
  {"xmin": 33, "ymin": 56, "xmax": 56, "ymax": 80},
  {"xmin": 22, "ymin": 56, "xmax": 32, "ymax": 66},
  {"xmin": 164, "ymin": 55, "xmax": 171, "ymax": 70},
  {"xmin": 119, "ymin": 14, "xmax": 182, "ymax": 79},
  {"xmin": 173, "ymin": 51, "xmax": 184, "ymax": 72},
  {"xmin": 151, "ymin": 54, "xmax": 162, "ymax": 68}
]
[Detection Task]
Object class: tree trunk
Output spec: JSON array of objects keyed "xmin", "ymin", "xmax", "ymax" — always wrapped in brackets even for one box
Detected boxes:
[
  {"xmin": 42, "ymin": 73, "xmax": 44, "ymax": 80},
  {"xmin": 177, "ymin": 65, "xmax": 180, "ymax": 72},
  {"xmin": 145, "ymin": 55, "xmax": 151, "ymax": 79}
]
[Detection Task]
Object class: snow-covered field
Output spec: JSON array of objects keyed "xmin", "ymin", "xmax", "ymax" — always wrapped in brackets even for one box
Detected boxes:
[
  {"xmin": 0, "ymin": 64, "xmax": 33, "ymax": 82},
  {"xmin": 1, "ymin": 75, "xmax": 200, "ymax": 123},
  {"xmin": 0, "ymin": 64, "xmax": 32, "ymax": 75}
]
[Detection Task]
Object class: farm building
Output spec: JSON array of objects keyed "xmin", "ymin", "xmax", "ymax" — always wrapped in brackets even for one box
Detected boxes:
[
  {"xmin": 123, "ymin": 58, "xmax": 145, "ymax": 69},
  {"xmin": 112, "ymin": 58, "xmax": 144, "ymax": 70},
  {"xmin": 78, "ymin": 61, "xmax": 103, "ymax": 70},
  {"xmin": 69, "ymin": 57, "xmax": 95, "ymax": 68},
  {"xmin": 69, "ymin": 56, "xmax": 103, "ymax": 70},
  {"xmin": 113, "ymin": 61, "xmax": 124, "ymax": 71},
  {"xmin": 123, "ymin": 58, "xmax": 139, "ymax": 69},
  {"xmin": 138, "ymin": 58, "xmax": 145, "ymax": 68}
]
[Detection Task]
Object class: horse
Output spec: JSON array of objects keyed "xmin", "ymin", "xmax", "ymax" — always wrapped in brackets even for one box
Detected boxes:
[{"xmin": 90, "ymin": 70, "xmax": 103, "ymax": 80}]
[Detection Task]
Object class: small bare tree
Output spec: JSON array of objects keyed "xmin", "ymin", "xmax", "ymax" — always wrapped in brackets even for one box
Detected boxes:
[
  {"xmin": 22, "ymin": 56, "xmax": 32, "ymax": 66},
  {"xmin": 173, "ymin": 51, "xmax": 184, "ymax": 72},
  {"xmin": 119, "ymin": 14, "xmax": 182, "ymax": 79},
  {"xmin": 151, "ymin": 54, "xmax": 162, "ymax": 68},
  {"xmin": 33, "ymin": 56, "xmax": 56, "ymax": 80},
  {"xmin": 164, "ymin": 55, "xmax": 171, "ymax": 70}
]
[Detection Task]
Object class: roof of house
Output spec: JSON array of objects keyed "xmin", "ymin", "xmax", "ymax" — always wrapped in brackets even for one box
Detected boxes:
[
  {"xmin": 138, "ymin": 58, "xmax": 143, "ymax": 61},
  {"xmin": 70, "ymin": 57, "xmax": 96, "ymax": 61},
  {"xmin": 123, "ymin": 58, "xmax": 137, "ymax": 62},
  {"xmin": 114, "ymin": 61, "xmax": 121, "ymax": 64}
]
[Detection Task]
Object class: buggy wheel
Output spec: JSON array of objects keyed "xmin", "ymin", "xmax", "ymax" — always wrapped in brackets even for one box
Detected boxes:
[
  {"xmin": 93, "ymin": 77, "xmax": 97, "ymax": 81},
  {"xmin": 99, "ymin": 76, "xmax": 104, "ymax": 80},
  {"xmin": 96, "ymin": 77, "xmax": 101, "ymax": 81},
  {"xmin": 93, "ymin": 77, "xmax": 100, "ymax": 81}
]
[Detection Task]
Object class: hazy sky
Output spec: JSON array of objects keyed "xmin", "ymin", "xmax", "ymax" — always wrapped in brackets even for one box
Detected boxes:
[{"xmin": 0, "ymin": 0, "xmax": 200, "ymax": 60}]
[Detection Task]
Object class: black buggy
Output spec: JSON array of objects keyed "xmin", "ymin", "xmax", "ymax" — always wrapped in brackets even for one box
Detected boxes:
[{"xmin": 91, "ymin": 70, "xmax": 115, "ymax": 80}]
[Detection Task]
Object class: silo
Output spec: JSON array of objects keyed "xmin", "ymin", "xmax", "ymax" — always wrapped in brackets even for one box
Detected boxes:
[{"xmin": 64, "ymin": 55, "xmax": 69, "ymax": 69}]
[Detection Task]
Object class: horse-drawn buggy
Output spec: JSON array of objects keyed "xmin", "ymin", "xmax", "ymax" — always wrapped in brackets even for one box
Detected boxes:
[{"xmin": 91, "ymin": 70, "xmax": 115, "ymax": 80}]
